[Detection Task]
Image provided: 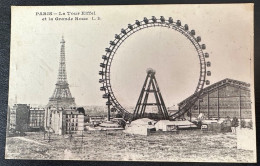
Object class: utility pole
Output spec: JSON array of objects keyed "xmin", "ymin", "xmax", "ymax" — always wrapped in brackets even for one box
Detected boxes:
[
  {"xmin": 107, "ymin": 94, "xmax": 111, "ymax": 121},
  {"xmin": 207, "ymin": 91, "xmax": 209, "ymax": 119}
]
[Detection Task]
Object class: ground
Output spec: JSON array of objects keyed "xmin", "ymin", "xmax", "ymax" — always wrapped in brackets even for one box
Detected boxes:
[{"xmin": 5, "ymin": 130, "xmax": 254, "ymax": 162}]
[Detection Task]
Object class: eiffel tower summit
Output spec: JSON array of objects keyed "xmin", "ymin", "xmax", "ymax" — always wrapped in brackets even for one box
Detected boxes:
[{"xmin": 47, "ymin": 36, "xmax": 76, "ymax": 108}]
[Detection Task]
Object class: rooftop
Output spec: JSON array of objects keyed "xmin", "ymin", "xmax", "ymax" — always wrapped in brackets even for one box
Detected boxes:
[{"xmin": 178, "ymin": 78, "xmax": 250, "ymax": 107}]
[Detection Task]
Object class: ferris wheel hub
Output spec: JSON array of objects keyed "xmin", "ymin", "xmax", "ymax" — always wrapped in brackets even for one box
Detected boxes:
[{"xmin": 146, "ymin": 68, "xmax": 156, "ymax": 74}]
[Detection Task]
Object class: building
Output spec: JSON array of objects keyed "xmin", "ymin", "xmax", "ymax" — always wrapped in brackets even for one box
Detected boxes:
[
  {"xmin": 45, "ymin": 107, "xmax": 85, "ymax": 135},
  {"xmin": 178, "ymin": 78, "xmax": 252, "ymax": 120},
  {"xmin": 28, "ymin": 108, "xmax": 45, "ymax": 131},
  {"xmin": 9, "ymin": 104, "xmax": 30, "ymax": 132},
  {"xmin": 8, "ymin": 105, "xmax": 46, "ymax": 132},
  {"xmin": 65, "ymin": 109, "xmax": 84, "ymax": 134}
]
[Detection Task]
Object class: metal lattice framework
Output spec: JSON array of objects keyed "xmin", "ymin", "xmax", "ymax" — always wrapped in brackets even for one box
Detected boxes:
[
  {"xmin": 133, "ymin": 68, "xmax": 169, "ymax": 120},
  {"xmin": 48, "ymin": 36, "xmax": 76, "ymax": 108},
  {"xmin": 99, "ymin": 16, "xmax": 211, "ymax": 118}
]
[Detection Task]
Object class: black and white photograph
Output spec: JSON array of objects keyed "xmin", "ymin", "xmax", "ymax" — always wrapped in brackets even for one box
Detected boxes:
[{"xmin": 5, "ymin": 4, "xmax": 256, "ymax": 162}]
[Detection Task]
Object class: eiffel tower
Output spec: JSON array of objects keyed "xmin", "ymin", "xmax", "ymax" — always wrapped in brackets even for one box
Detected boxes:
[
  {"xmin": 47, "ymin": 36, "xmax": 76, "ymax": 108},
  {"xmin": 133, "ymin": 68, "xmax": 169, "ymax": 120}
]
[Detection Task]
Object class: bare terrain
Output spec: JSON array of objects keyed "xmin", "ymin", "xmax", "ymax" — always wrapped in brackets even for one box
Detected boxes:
[{"xmin": 5, "ymin": 130, "xmax": 253, "ymax": 162}]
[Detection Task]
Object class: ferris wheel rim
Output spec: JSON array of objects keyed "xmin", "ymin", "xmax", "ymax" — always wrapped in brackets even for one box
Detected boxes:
[{"xmin": 99, "ymin": 16, "xmax": 210, "ymax": 115}]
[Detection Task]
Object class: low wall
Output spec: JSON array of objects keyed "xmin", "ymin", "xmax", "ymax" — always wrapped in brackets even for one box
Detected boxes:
[{"xmin": 237, "ymin": 128, "xmax": 255, "ymax": 151}]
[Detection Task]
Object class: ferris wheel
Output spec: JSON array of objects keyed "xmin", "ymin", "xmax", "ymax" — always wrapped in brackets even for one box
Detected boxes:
[{"xmin": 99, "ymin": 16, "xmax": 211, "ymax": 118}]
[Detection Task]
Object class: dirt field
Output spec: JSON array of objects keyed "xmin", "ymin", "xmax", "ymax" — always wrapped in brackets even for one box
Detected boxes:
[{"xmin": 5, "ymin": 130, "xmax": 254, "ymax": 162}]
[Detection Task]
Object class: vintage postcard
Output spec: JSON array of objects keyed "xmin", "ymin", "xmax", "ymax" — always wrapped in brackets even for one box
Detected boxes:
[{"xmin": 6, "ymin": 4, "xmax": 256, "ymax": 162}]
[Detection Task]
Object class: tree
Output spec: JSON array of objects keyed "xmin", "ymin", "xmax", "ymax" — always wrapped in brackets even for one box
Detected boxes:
[
  {"xmin": 231, "ymin": 117, "xmax": 239, "ymax": 127},
  {"xmin": 231, "ymin": 117, "xmax": 239, "ymax": 133},
  {"xmin": 248, "ymin": 120, "xmax": 253, "ymax": 129},
  {"xmin": 240, "ymin": 119, "xmax": 246, "ymax": 128}
]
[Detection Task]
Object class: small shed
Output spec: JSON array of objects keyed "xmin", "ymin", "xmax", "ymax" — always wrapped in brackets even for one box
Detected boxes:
[{"xmin": 123, "ymin": 118, "xmax": 156, "ymax": 136}]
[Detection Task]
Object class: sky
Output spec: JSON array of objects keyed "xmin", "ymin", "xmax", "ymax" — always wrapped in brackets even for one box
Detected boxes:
[{"xmin": 9, "ymin": 4, "xmax": 254, "ymax": 108}]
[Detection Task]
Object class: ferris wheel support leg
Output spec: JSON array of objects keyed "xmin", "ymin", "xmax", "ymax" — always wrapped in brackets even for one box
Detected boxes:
[
  {"xmin": 151, "ymin": 78, "xmax": 164, "ymax": 119},
  {"xmin": 133, "ymin": 74, "xmax": 149, "ymax": 120},
  {"xmin": 153, "ymin": 76, "xmax": 169, "ymax": 120},
  {"xmin": 140, "ymin": 76, "xmax": 153, "ymax": 117}
]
